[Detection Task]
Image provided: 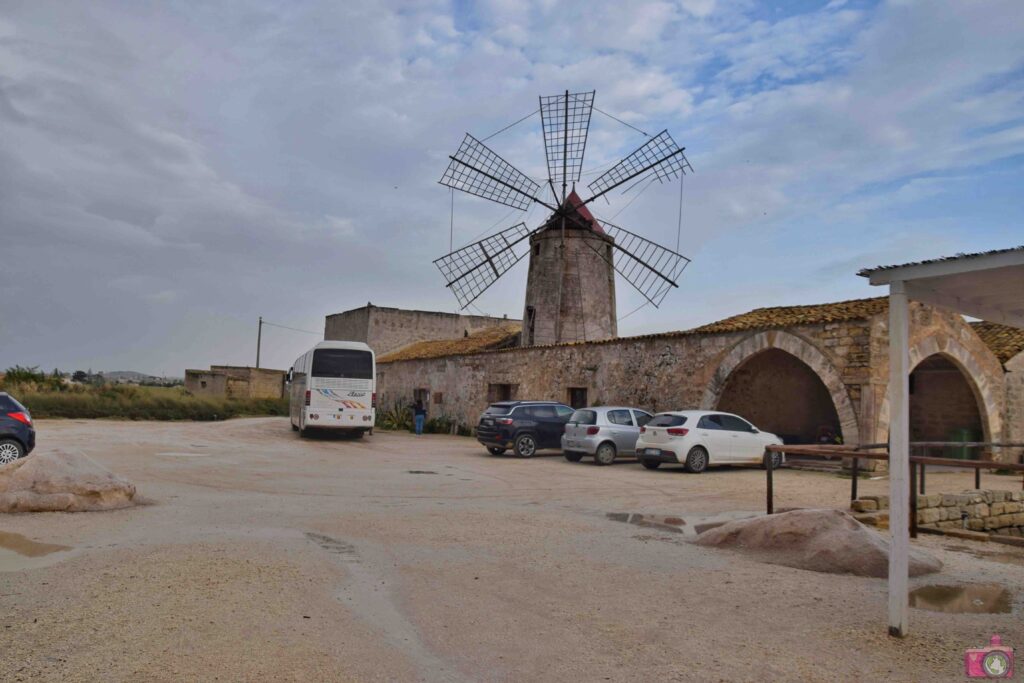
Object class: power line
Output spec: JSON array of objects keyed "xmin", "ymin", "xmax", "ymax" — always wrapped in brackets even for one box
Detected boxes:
[{"xmin": 261, "ymin": 320, "xmax": 321, "ymax": 335}]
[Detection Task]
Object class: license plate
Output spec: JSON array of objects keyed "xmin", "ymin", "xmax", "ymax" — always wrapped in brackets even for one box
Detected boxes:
[
  {"xmin": 641, "ymin": 448, "xmax": 661, "ymax": 456},
  {"xmin": 483, "ymin": 419, "xmax": 493, "ymax": 425}
]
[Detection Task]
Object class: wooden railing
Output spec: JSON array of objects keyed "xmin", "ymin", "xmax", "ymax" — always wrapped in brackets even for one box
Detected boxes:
[{"xmin": 763, "ymin": 442, "xmax": 1024, "ymax": 538}]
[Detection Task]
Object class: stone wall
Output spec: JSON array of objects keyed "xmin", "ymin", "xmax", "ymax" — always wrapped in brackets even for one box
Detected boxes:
[
  {"xmin": 853, "ymin": 489, "xmax": 1024, "ymax": 535},
  {"xmin": 185, "ymin": 366, "xmax": 286, "ymax": 399},
  {"xmin": 1004, "ymin": 352, "xmax": 1024, "ymax": 461},
  {"xmin": 377, "ymin": 300, "xmax": 1012, "ymax": 463},
  {"xmin": 325, "ymin": 305, "xmax": 519, "ymax": 357}
]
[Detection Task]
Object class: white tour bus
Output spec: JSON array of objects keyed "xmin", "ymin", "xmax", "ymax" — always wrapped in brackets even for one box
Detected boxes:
[{"xmin": 289, "ymin": 341, "xmax": 376, "ymax": 437}]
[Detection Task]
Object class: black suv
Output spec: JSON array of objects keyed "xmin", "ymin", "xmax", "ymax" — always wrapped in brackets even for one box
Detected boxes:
[
  {"xmin": 476, "ymin": 401, "xmax": 575, "ymax": 457},
  {"xmin": 0, "ymin": 392, "xmax": 35, "ymax": 464}
]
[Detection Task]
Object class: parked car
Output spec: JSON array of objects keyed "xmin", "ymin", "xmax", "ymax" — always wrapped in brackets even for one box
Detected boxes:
[
  {"xmin": 562, "ymin": 406, "xmax": 653, "ymax": 465},
  {"xmin": 635, "ymin": 410, "xmax": 782, "ymax": 473},
  {"xmin": 476, "ymin": 401, "xmax": 575, "ymax": 457},
  {"xmin": 0, "ymin": 392, "xmax": 35, "ymax": 465}
]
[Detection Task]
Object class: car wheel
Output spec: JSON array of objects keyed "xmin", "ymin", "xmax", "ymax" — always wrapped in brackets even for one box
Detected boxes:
[
  {"xmin": 763, "ymin": 451, "xmax": 782, "ymax": 469},
  {"xmin": 514, "ymin": 434, "xmax": 537, "ymax": 458},
  {"xmin": 684, "ymin": 446, "xmax": 708, "ymax": 473},
  {"xmin": 594, "ymin": 442, "xmax": 616, "ymax": 466},
  {"xmin": 487, "ymin": 446, "xmax": 506, "ymax": 456},
  {"xmin": 641, "ymin": 460, "xmax": 661, "ymax": 470},
  {"xmin": 564, "ymin": 451, "xmax": 583, "ymax": 462},
  {"xmin": 0, "ymin": 439, "xmax": 25, "ymax": 465}
]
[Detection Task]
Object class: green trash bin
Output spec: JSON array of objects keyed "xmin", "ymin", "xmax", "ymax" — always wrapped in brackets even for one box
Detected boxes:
[{"xmin": 946, "ymin": 428, "xmax": 976, "ymax": 460}]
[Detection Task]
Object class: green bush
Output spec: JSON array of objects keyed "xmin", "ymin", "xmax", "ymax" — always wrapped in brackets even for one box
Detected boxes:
[{"xmin": 0, "ymin": 380, "xmax": 287, "ymax": 421}]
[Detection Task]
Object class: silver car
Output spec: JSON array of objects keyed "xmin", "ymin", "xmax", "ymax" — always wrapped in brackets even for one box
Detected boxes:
[{"xmin": 562, "ymin": 406, "xmax": 654, "ymax": 465}]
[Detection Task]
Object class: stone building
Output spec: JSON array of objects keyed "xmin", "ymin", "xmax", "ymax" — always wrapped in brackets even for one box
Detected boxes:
[
  {"xmin": 522, "ymin": 192, "xmax": 617, "ymax": 346},
  {"xmin": 324, "ymin": 304, "xmax": 518, "ymax": 357},
  {"xmin": 376, "ymin": 297, "xmax": 1024, "ymax": 463},
  {"xmin": 184, "ymin": 365, "xmax": 286, "ymax": 400}
]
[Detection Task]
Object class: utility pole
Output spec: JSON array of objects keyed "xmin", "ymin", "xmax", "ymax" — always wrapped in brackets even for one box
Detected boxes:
[{"xmin": 256, "ymin": 316, "xmax": 263, "ymax": 369}]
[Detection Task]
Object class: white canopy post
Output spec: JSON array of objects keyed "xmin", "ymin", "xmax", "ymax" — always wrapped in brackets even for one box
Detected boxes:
[{"xmin": 887, "ymin": 280, "xmax": 910, "ymax": 637}]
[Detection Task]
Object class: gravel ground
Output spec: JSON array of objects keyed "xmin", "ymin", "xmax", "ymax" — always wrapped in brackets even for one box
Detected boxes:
[{"xmin": 1, "ymin": 418, "xmax": 1021, "ymax": 682}]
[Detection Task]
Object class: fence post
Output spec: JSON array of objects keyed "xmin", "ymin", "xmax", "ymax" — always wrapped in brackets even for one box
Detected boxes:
[
  {"xmin": 766, "ymin": 448, "xmax": 774, "ymax": 515},
  {"xmin": 851, "ymin": 456, "xmax": 859, "ymax": 503},
  {"xmin": 909, "ymin": 460, "xmax": 918, "ymax": 540},
  {"xmin": 919, "ymin": 461, "xmax": 926, "ymax": 495}
]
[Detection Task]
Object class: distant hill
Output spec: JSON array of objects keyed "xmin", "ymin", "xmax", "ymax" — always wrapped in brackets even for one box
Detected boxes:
[{"xmin": 103, "ymin": 370, "xmax": 182, "ymax": 383}]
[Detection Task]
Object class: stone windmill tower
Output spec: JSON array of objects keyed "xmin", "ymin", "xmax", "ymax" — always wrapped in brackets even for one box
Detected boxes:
[
  {"xmin": 434, "ymin": 89, "xmax": 693, "ymax": 346},
  {"xmin": 522, "ymin": 190, "xmax": 616, "ymax": 345}
]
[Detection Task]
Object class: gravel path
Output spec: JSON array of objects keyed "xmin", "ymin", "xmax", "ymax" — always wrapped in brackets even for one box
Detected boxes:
[{"xmin": 1, "ymin": 418, "xmax": 1021, "ymax": 681}]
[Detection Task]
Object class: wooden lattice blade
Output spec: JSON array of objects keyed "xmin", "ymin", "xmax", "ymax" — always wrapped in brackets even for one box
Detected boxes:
[{"xmin": 433, "ymin": 222, "xmax": 535, "ymax": 309}]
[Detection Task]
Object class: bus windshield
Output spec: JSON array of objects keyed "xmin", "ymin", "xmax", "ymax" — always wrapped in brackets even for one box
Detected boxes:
[{"xmin": 311, "ymin": 349, "xmax": 373, "ymax": 379}]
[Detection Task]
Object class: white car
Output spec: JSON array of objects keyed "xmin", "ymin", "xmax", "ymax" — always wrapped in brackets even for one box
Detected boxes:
[{"xmin": 635, "ymin": 410, "xmax": 783, "ymax": 473}]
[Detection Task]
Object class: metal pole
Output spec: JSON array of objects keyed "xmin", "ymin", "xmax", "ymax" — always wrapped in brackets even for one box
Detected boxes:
[
  {"xmin": 256, "ymin": 316, "xmax": 262, "ymax": 369},
  {"xmin": 887, "ymin": 280, "xmax": 910, "ymax": 637},
  {"xmin": 766, "ymin": 448, "xmax": 774, "ymax": 515}
]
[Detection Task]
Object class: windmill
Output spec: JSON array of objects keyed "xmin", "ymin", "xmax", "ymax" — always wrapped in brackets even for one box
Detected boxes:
[{"xmin": 435, "ymin": 90, "xmax": 693, "ymax": 346}]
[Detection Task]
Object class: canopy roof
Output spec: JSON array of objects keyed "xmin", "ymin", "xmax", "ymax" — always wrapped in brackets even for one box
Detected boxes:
[{"xmin": 859, "ymin": 246, "xmax": 1024, "ymax": 328}]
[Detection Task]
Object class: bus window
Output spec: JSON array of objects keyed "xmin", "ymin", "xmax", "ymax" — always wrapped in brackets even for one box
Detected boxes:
[{"xmin": 311, "ymin": 349, "xmax": 373, "ymax": 379}]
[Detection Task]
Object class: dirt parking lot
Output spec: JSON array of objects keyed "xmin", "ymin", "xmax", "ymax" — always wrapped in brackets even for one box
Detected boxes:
[{"xmin": 2, "ymin": 418, "xmax": 1022, "ymax": 681}]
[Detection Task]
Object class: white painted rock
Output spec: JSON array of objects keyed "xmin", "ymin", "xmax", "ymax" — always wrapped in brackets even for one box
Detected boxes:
[
  {"xmin": 693, "ymin": 508, "xmax": 941, "ymax": 577},
  {"xmin": 0, "ymin": 449, "xmax": 136, "ymax": 512}
]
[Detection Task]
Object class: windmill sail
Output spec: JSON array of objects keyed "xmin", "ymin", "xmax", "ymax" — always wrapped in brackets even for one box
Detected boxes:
[
  {"xmin": 539, "ymin": 90, "xmax": 595, "ymax": 189},
  {"xmin": 439, "ymin": 134, "xmax": 541, "ymax": 210},
  {"xmin": 580, "ymin": 220, "xmax": 691, "ymax": 307},
  {"xmin": 433, "ymin": 222, "xmax": 535, "ymax": 309},
  {"xmin": 586, "ymin": 130, "xmax": 693, "ymax": 200}
]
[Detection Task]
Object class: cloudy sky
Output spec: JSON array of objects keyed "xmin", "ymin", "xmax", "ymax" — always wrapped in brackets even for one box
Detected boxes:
[{"xmin": 2, "ymin": 0, "xmax": 1022, "ymax": 375}]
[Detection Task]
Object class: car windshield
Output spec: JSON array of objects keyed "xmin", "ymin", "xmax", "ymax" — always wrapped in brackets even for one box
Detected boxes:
[
  {"xmin": 648, "ymin": 414, "xmax": 687, "ymax": 427},
  {"xmin": 484, "ymin": 404, "xmax": 513, "ymax": 416},
  {"xmin": 569, "ymin": 409, "xmax": 596, "ymax": 425},
  {"xmin": 311, "ymin": 349, "xmax": 373, "ymax": 379}
]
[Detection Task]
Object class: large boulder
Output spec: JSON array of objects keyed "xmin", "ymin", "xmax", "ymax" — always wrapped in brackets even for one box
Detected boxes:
[
  {"xmin": 693, "ymin": 508, "xmax": 941, "ymax": 577},
  {"xmin": 0, "ymin": 449, "xmax": 136, "ymax": 512}
]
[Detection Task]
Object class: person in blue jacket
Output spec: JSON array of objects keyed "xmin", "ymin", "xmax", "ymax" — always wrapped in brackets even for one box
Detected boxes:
[{"xmin": 413, "ymin": 400, "xmax": 427, "ymax": 435}]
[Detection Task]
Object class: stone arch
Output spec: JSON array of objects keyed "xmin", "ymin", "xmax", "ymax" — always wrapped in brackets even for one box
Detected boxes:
[
  {"xmin": 701, "ymin": 330, "xmax": 861, "ymax": 446},
  {"xmin": 874, "ymin": 333, "xmax": 1001, "ymax": 445}
]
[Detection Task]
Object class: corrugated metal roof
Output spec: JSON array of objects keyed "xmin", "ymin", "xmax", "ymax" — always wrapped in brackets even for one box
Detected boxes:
[{"xmin": 857, "ymin": 246, "xmax": 1024, "ymax": 276}]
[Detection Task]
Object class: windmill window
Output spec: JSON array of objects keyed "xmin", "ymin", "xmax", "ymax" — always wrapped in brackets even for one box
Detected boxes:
[{"xmin": 534, "ymin": 243, "xmax": 541, "ymax": 256}]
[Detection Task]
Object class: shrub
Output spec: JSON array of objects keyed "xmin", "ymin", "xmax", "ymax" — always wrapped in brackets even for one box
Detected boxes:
[{"xmin": 1, "ymin": 380, "xmax": 287, "ymax": 421}]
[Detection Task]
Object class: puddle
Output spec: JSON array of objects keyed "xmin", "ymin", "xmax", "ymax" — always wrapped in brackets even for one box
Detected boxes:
[
  {"xmin": 909, "ymin": 584, "xmax": 1013, "ymax": 614},
  {"xmin": 607, "ymin": 511, "xmax": 761, "ymax": 538},
  {"xmin": 946, "ymin": 544, "xmax": 1024, "ymax": 567},
  {"xmin": 406, "ymin": 470, "xmax": 437, "ymax": 475},
  {"xmin": 306, "ymin": 532, "xmax": 357, "ymax": 559},
  {"xmin": 0, "ymin": 531, "xmax": 73, "ymax": 572}
]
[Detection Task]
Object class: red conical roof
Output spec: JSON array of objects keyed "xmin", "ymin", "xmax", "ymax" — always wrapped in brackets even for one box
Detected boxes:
[{"xmin": 546, "ymin": 189, "xmax": 606, "ymax": 235}]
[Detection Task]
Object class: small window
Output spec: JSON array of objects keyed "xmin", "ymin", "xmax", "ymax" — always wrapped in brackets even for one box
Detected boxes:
[
  {"xmin": 570, "ymin": 409, "xmax": 597, "ymax": 425},
  {"xmin": 200, "ymin": 381, "xmax": 207, "ymax": 389},
  {"xmin": 533, "ymin": 243, "xmax": 541, "ymax": 256},
  {"xmin": 567, "ymin": 387, "xmax": 588, "ymax": 409},
  {"xmin": 433, "ymin": 392, "xmax": 444, "ymax": 405},
  {"xmin": 648, "ymin": 414, "xmax": 688, "ymax": 427},
  {"xmin": 698, "ymin": 415, "xmax": 726, "ymax": 430},
  {"xmin": 526, "ymin": 405, "xmax": 556, "ymax": 419},
  {"xmin": 633, "ymin": 410, "xmax": 653, "ymax": 427},
  {"xmin": 720, "ymin": 414, "xmax": 755, "ymax": 432},
  {"xmin": 488, "ymin": 383, "xmax": 515, "ymax": 402},
  {"xmin": 607, "ymin": 409, "xmax": 633, "ymax": 426}
]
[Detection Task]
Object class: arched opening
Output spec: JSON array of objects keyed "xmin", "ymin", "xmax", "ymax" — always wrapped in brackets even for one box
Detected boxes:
[
  {"xmin": 909, "ymin": 354, "xmax": 984, "ymax": 452},
  {"xmin": 716, "ymin": 348, "xmax": 843, "ymax": 445}
]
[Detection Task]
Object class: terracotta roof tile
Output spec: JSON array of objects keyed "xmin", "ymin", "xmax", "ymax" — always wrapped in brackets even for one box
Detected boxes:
[
  {"xmin": 377, "ymin": 324, "xmax": 521, "ymax": 363},
  {"xmin": 970, "ymin": 322, "xmax": 1024, "ymax": 364},
  {"xmin": 686, "ymin": 297, "xmax": 888, "ymax": 334}
]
